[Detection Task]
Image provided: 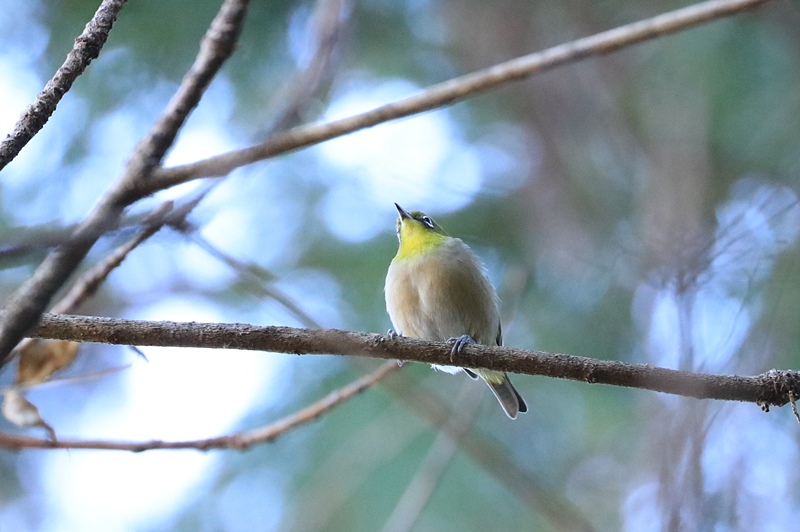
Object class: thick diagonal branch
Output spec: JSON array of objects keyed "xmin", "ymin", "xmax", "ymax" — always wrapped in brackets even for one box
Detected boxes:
[{"xmin": 0, "ymin": 0, "xmax": 128, "ymax": 170}]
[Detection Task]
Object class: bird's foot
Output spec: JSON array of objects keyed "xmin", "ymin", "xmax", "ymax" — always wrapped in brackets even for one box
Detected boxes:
[
  {"xmin": 448, "ymin": 334, "xmax": 476, "ymax": 363},
  {"xmin": 386, "ymin": 329, "xmax": 404, "ymax": 367}
]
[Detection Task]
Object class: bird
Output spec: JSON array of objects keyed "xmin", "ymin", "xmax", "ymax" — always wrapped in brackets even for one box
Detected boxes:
[{"xmin": 384, "ymin": 203, "xmax": 527, "ymax": 419}]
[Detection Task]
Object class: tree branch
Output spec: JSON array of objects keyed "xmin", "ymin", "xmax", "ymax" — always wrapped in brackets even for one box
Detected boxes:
[
  {"xmin": 0, "ymin": 0, "xmax": 128, "ymax": 170},
  {"xmin": 147, "ymin": 0, "xmax": 777, "ymax": 192},
  {"xmin": 0, "ymin": 360, "xmax": 399, "ymax": 451},
  {"xmin": 24, "ymin": 313, "xmax": 800, "ymax": 410}
]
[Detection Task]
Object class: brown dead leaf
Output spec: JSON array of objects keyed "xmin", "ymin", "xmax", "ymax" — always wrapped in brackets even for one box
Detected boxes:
[{"xmin": 15, "ymin": 339, "xmax": 79, "ymax": 385}]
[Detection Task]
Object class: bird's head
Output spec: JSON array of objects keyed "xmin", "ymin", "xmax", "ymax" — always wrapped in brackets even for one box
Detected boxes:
[{"xmin": 393, "ymin": 203, "xmax": 448, "ymax": 260}]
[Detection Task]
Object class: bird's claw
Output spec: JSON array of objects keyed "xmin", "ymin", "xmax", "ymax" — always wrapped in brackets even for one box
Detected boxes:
[
  {"xmin": 386, "ymin": 329, "xmax": 404, "ymax": 367},
  {"xmin": 449, "ymin": 334, "xmax": 476, "ymax": 363}
]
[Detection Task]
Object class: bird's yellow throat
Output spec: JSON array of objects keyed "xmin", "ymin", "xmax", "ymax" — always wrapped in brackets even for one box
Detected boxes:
[{"xmin": 395, "ymin": 218, "xmax": 448, "ymax": 261}]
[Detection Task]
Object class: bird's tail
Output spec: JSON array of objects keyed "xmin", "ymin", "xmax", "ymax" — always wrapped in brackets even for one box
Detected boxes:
[{"xmin": 481, "ymin": 372, "xmax": 528, "ymax": 420}]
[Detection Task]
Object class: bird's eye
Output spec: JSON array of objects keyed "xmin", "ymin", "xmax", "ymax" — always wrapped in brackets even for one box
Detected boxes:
[{"xmin": 421, "ymin": 216, "xmax": 434, "ymax": 228}]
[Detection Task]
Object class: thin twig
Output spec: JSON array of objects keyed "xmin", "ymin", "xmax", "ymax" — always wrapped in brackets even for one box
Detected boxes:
[
  {"xmin": 182, "ymin": 233, "xmax": 323, "ymax": 328},
  {"xmin": 21, "ymin": 313, "xmax": 800, "ymax": 409},
  {"xmin": 0, "ymin": 0, "xmax": 129, "ymax": 170},
  {"xmin": 0, "ymin": 364, "xmax": 132, "ymax": 394},
  {"xmin": 0, "ymin": 210, "xmax": 163, "ymax": 264},
  {"xmin": 147, "ymin": 0, "xmax": 777, "ymax": 192},
  {"xmin": 0, "ymin": 360, "xmax": 399, "ymax": 451},
  {"xmin": 1, "ymin": 200, "xmax": 182, "ymax": 437},
  {"xmin": 0, "ymin": 0, "xmax": 250, "ymax": 367}
]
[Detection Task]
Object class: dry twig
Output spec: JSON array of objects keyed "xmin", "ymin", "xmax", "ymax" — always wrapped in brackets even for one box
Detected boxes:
[{"xmin": 0, "ymin": 360, "xmax": 398, "ymax": 451}]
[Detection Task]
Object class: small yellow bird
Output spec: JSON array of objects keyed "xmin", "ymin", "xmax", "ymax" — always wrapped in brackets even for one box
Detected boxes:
[{"xmin": 385, "ymin": 203, "xmax": 527, "ymax": 419}]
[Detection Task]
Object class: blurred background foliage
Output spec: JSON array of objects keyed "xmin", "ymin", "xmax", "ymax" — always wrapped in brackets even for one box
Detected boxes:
[{"xmin": 1, "ymin": 0, "xmax": 800, "ymax": 530}]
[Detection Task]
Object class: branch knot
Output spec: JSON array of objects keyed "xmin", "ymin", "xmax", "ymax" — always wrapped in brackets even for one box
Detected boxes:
[{"xmin": 757, "ymin": 369, "xmax": 800, "ymax": 413}]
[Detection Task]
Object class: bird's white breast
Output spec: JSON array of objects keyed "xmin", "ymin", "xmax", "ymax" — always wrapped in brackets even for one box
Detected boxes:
[{"xmin": 385, "ymin": 238, "xmax": 500, "ymax": 346}]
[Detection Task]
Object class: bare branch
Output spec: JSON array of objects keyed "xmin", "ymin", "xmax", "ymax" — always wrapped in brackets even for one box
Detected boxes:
[
  {"xmin": 147, "ymin": 0, "xmax": 777, "ymax": 192},
  {"xmin": 0, "ymin": 0, "xmax": 250, "ymax": 366},
  {"xmin": 0, "ymin": 0, "xmax": 128, "ymax": 170},
  {"xmin": 23, "ymin": 313, "xmax": 800, "ymax": 409},
  {"xmin": 0, "ymin": 360, "xmax": 398, "ymax": 451}
]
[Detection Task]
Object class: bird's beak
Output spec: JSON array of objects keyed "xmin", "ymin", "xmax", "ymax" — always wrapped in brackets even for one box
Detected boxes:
[{"xmin": 395, "ymin": 203, "xmax": 412, "ymax": 220}]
